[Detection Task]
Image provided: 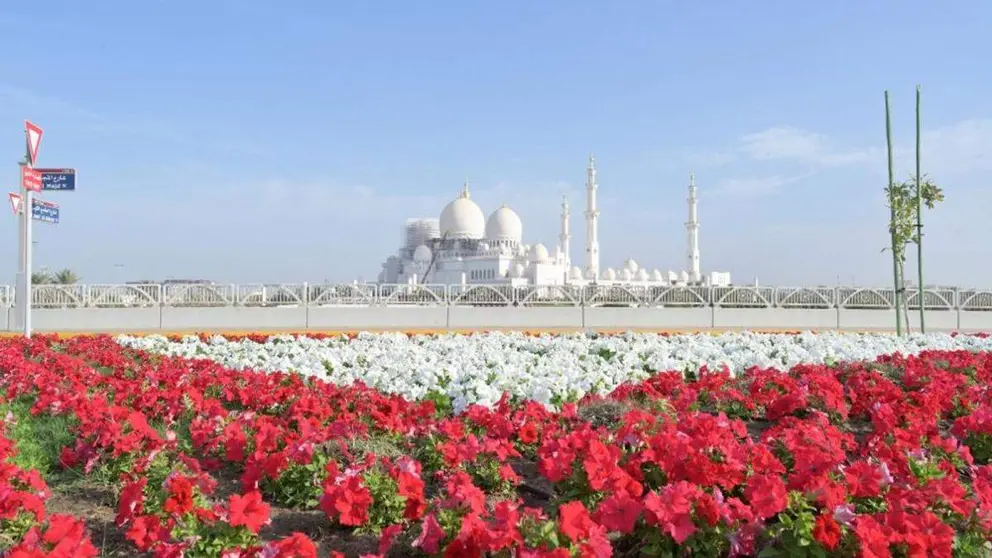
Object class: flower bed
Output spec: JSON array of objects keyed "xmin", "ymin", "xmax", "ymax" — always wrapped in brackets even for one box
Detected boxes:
[
  {"xmin": 120, "ymin": 331, "xmax": 992, "ymax": 411},
  {"xmin": 1, "ymin": 333, "xmax": 992, "ymax": 557}
]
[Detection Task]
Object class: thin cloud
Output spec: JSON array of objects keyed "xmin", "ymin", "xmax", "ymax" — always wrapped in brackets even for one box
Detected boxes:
[
  {"xmin": 739, "ymin": 126, "xmax": 874, "ymax": 167},
  {"xmin": 714, "ymin": 170, "xmax": 818, "ymax": 198},
  {"xmin": 920, "ymin": 118, "xmax": 992, "ymax": 176},
  {"xmin": 0, "ymin": 83, "xmax": 261, "ymax": 157}
]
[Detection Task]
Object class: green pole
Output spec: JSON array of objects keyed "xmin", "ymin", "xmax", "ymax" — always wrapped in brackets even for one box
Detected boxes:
[
  {"xmin": 915, "ymin": 85, "xmax": 925, "ymax": 333},
  {"xmin": 885, "ymin": 91, "xmax": 903, "ymax": 336}
]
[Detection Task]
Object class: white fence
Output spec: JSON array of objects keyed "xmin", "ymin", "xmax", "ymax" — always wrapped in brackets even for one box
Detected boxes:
[
  {"xmin": 11, "ymin": 283, "xmax": 992, "ymax": 310},
  {"xmin": 3, "ymin": 283, "xmax": 990, "ymax": 333}
]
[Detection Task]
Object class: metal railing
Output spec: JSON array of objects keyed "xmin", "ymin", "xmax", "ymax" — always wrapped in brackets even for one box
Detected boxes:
[{"xmin": 6, "ymin": 283, "xmax": 992, "ymax": 311}]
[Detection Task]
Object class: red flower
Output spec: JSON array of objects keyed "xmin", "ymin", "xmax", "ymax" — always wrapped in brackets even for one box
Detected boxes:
[
  {"xmin": 518, "ymin": 421, "xmax": 539, "ymax": 445},
  {"xmin": 228, "ymin": 491, "xmax": 271, "ymax": 534},
  {"xmin": 115, "ymin": 478, "xmax": 147, "ymax": 527},
  {"xmin": 559, "ymin": 501, "xmax": 597, "ymax": 543},
  {"xmin": 813, "ymin": 513, "xmax": 842, "ymax": 550},
  {"xmin": 412, "ymin": 514, "xmax": 446, "ymax": 554},
  {"xmin": 320, "ymin": 475, "xmax": 373, "ymax": 527},
  {"xmin": 643, "ymin": 482, "xmax": 700, "ymax": 544},
  {"xmin": 694, "ymin": 493, "xmax": 720, "ymax": 527},
  {"xmin": 845, "ymin": 461, "xmax": 884, "ymax": 498},
  {"xmin": 126, "ymin": 514, "xmax": 169, "ymax": 552},
  {"xmin": 267, "ymin": 533, "xmax": 318, "ymax": 558},
  {"xmin": 744, "ymin": 474, "xmax": 788, "ymax": 520},
  {"xmin": 594, "ymin": 492, "xmax": 643, "ymax": 534},
  {"xmin": 163, "ymin": 475, "xmax": 195, "ymax": 516}
]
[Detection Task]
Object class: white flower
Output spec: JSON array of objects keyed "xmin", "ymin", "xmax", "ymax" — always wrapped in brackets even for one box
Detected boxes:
[{"xmin": 116, "ymin": 331, "xmax": 992, "ymax": 412}]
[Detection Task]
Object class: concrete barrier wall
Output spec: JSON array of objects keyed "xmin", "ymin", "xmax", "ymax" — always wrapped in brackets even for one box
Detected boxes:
[
  {"xmin": 5, "ymin": 306, "xmax": 992, "ymax": 333},
  {"xmin": 308, "ymin": 306, "xmax": 448, "ymax": 330}
]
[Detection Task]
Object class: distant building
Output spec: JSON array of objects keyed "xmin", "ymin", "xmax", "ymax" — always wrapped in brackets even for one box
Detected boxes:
[{"xmin": 376, "ymin": 156, "xmax": 732, "ymax": 287}]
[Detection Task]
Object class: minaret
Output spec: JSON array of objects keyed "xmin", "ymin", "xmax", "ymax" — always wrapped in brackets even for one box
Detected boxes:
[
  {"xmin": 584, "ymin": 154, "xmax": 600, "ymax": 279},
  {"xmin": 559, "ymin": 194, "xmax": 571, "ymax": 276},
  {"xmin": 685, "ymin": 173, "xmax": 701, "ymax": 283}
]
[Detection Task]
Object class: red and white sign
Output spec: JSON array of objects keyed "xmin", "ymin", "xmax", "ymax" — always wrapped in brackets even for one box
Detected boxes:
[
  {"xmin": 9, "ymin": 193, "xmax": 22, "ymax": 215},
  {"xmin": 25, "ymin": 120, "xmax": 43, "ymax": 165},
  {"xmin": 21, "ymin": 167, "xmax": 42, "ymax": 192}
]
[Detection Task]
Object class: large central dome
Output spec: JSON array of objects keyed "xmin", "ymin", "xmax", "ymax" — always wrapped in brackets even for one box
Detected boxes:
[
  {"xmin": 485, "ymin": 204, "xmax": 523, "ymax": 242},
  {"xmin": 439, "ymin": 183, "xmax": 485, "ymax": 239}
]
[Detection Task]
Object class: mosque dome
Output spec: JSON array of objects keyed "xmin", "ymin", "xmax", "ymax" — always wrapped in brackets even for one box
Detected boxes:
[
  {"xmin": 621, "ymin": 268, "xmax": 634, "ymax": 281},
  {"xmin": 485, "ymin": 205, "xmax": 523, "ymax": 242},
  {"xmin": 624, "ymin": 258, "xmax": 639, "ymax": 273},
  {"xmin": 651, "ymin": 269, "xmax": 664, "ymax": 281},
  {"xmin": 636, "ymin": 269, "xmax": 649, "ymax": 281},
  {"xmin": 604, "ymin": 268, "xmax": 617, "ymax": 281},
  {"xmin": 510, "ymin": 263, "xmax": 525, "ymax": 278},
  {"xmin": 569, "ymin": 266, "xmax": 583, "ymax": 280},
  {"xmin": 439, "ymin": 183, "xmax": 485, "ymax": 240},
  {"xmin": 413, "ymin": 245, "xmax": 432, "ymax": 263},
  {"xmin": 529, "ymin": 243, "xmax": 550, "ymax": 263}
]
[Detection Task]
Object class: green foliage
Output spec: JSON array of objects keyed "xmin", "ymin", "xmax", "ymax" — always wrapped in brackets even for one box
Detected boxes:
[
  {"xmin": 264, "ymin": 452, "xmax": 333, "ymax": 509},
  {"xmin": 422, "ymin": 390, "xmax": 454, "ymax": 418},
  {"xmin": 885, "ymin": 174, "xmax": 945, "ymax": 331},
  {"xmin": 0, "ymin": 396, "xmax": 76, "ymax": 477},
  {"xmin": 886, "ymin": 174, "xmax": 945, "ymax": 264},
  {"xmin": 962, "ymin": 433, "xmax": 992, "ymax": 466},
  {"xmin": 172, "ymin": 517, "xmax": 259, "ymax": 558},
  {"xmin": 358, "ymin": 465, "xmax": 407, "ymax": 536},
  {"xmin": 0, "ymin": 511, "xmax": 37, "ymax": 550},
  {"xmin": 517, "ymin": 512, "xmax": 561, "ymax": 551},
  {"xmin": 29, "ymin": 267, "xmax": 81, "ymax": 285},
  {"xmin": 758, "ymin": 492, "xmax": 834, "ymax": 558}
]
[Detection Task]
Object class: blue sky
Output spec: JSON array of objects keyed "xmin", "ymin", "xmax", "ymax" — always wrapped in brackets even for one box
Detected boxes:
[{"xmin": 1, "ymin": 0, "xmax": 990, "ymax": 286}]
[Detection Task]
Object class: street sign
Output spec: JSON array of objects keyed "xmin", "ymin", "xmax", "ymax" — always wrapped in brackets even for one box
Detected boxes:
[
  {"xmin": 32, "ymin": 198, "xmax": 59, "ymax": 224},
  {"xmin": 21, "ymin": 167, "xmax": 42, "ymax": 191},
  {"xmin": 37, "ymin": 168, "xmax": 76, "ymax": 191},
  {"xmin": 24, "ymin": 120, "xmax": 43, "ymax": 165},
  {"xmin": 8, "ymin": 193, "xmax": 59, "ymax": 224}
]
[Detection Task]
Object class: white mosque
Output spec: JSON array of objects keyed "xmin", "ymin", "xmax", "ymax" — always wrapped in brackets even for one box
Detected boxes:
[{"xmin": 376, "ymin": 155, "xmax": 732, "ymax": 287}]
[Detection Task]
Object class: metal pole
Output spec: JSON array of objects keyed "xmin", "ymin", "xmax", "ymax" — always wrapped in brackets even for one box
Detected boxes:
[
  {"xmin": 885, "ymin": 91, "xmax": 903, "ymax": 336},
  {"xmin": 915, "ymin": 85, "xmax": 925, "ymax": 334},
  {"xmin": 23, "ymin": 183, "xmax": 32, "ymax": 338},
  {"xmin": 16, "ymin": 160, "xmax": 26, "ymax": 330}
]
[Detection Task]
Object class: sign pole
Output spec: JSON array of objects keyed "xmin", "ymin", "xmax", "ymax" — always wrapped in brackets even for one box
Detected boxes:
[
  {"xmin": 19, "ymin": 120, "xmax": 43, "ymax": 338},
  {"xmin": 22, "ymin": 183, "xmax": 32, "ymax": 337},
  {"xmin": 15, "ymin": 160, "xmax": 26, "ymax": 331}
]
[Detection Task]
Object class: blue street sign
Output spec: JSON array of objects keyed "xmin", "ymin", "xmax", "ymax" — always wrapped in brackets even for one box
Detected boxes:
[
  {"xmin": 32, "ymin": 198, "xmax": 59, "ymax": 224},
  {"xmin": 38, "ymin": 168, "xmax": 76, "ymax": 191}
]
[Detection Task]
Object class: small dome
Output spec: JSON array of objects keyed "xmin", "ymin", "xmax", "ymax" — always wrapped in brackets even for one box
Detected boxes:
[
  {"xmin": 413, "ymin": 245, "xmax": 432, "ymax": 263},
  {"xmin": 569, "ymin": 266, "xmax": 583, "ymax": 280},
  {"xmin": 510, "ymin": 263, "xmax": 525, "ymax": 278},
  {"xmin": 636, "ymin": 269, "xmax": 649, "ymax": 281},
  {"xmin": 439, "ymin": 184, "xmax": 485, "ymax": 239},
  {"xmin": 624, "ymin": 258, "xmax": 639, "ymax": 273},
  {"xmin": 651, "ymin": 269, "xmax": 664, "ymax": 281},
  {"xmin": 604, "ymin": 268, "xmax": 617, "ymax": 280},
  {"xmin": 679, "ymin": 270, "xmax": 690, "ymax": 282},
  {"xmin": 485, "ymin": 205, "xmax": 523, "ymax": 242},
  {"xmin": 621, "ymin": 268, "xmax": 634, "ymax": 281},
  {"xmin": 529, "ymin": 243, "xmax": 550, "ymax": 263}
]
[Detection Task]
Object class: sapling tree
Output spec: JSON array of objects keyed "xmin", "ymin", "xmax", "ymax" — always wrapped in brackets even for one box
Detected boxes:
[{"xmin": 885, "ymin": 174, "xmax": 944, "ymax": 331}]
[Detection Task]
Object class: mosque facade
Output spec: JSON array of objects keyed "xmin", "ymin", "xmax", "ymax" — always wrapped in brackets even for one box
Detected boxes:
[{"xmin": 376, "ymin": 156, "xmax": 732, "ymax": 287}]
